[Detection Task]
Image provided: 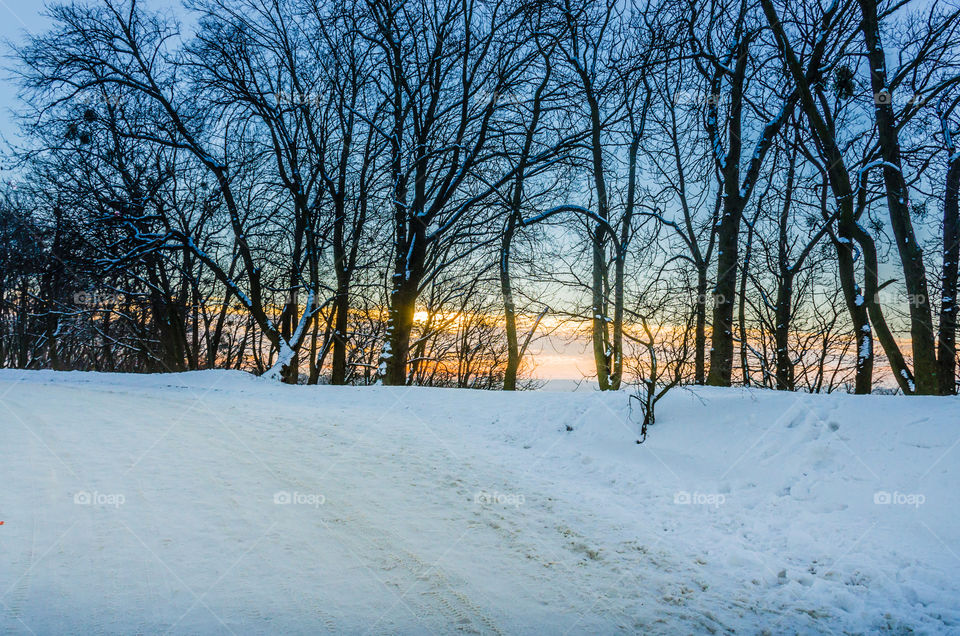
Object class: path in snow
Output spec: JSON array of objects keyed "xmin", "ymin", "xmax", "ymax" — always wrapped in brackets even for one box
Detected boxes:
[{"xmin": 0, "ymin": 370, "xmax": 958, "ymax": 634}]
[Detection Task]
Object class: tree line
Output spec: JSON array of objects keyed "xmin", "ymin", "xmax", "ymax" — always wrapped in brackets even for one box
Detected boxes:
[{"xmin": 1, "ymin": 0, "xmax": 958, "ymax": 394}]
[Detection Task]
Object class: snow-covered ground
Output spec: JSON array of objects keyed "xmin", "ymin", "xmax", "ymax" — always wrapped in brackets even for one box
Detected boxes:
[{"xmin": 1, "ymin": 370, "xmax": 958, "ymax": 634}]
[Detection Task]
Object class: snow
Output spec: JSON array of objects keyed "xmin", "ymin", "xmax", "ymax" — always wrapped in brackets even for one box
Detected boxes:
[
  {"xmin": 1, "ymin": 370, "xmax": 959, "ymax": 633},
  {"xmin": 262, "ymin": 341, "xmax": 296, "ymax": 382},
  {"xmin": 900, "ymin": 369, "xmax": 916, "ymax": 393}
]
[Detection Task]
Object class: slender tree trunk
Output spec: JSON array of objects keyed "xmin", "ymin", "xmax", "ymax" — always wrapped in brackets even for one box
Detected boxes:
[
  {"xmin": 775, "ymin": 146, "xmax": 797, "ymax": 391},
  {"xmin": 330, "ymin": 279, "xmax": 350, "ymax": 385},
  {"xmin": 330, "ymin": 183, "xmax": 350, "ymax": 385},
  {"xmin": 858, "ymin": 0, "xmax": 938, "ymax": 393},
  {"xmin": 278, "ymin": 268, "xmax": 300, "ymax": 384},
  {"xmin": 307, "ymin": 305, "xmax": 320, "ymax": 384},
  {"xmin": 573, "ymin": 66, "xmax": 615, "ymax": 391},
  {"xmin": 937, "ymin": 126, "xmax": 960, "ymax": 394},
  {"xmin": 500, "ymin": 56, "xmax": 549, "ymax": 391},
  {"xmin": 586, "ymin": 88, "xmax": 612, "ymax": 391},
  {"xmin": 610, "ymin": 249, "xmax": 625, "ymax": 391},
  {"xmin": 188, "ymin": 255, "xmax": 199, "ymax": 370},
  {"xmin": 774, "ymin": 274, "xmax": 795, "ymax": 390},
  {"xmin": 738, "ymin": 218, "xmax": 756, "ymax": 385},
  {"xmin": 609, "ymin": 132, "xmax": 643, "ymax": 391},
  {"xmin": 46, "ymin": 313, "xmax": 61, "ymax": 370},
  {"xmin": 694, "ymin": 267, "xmax": 708, "ymax": 384},
  {"xmin": 591, "ymin": 230, "xmax": 611, "ymax": 391},
  {"xmin": 501, "ymin": 212, "xmax": 520, "ymax": 391},
  {"xmin": 835, "ymin": 235, "xmax": 875, "ymax": 393}
]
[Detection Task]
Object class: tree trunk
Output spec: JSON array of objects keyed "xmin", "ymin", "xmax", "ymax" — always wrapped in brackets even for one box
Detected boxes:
[
  {"xmin": 775, "ymin": 145, "xmax": 797, "ymax": 392},
  {"xmin": 330, "ymin": 280, "xmax": 350, "ymax": 385},
  {"xmin": 707, "ymin": 40, "xmax": 749, "ymax": 388},
  {"xmin": 707, "ymin": 192, "xmax": 742, "ymax": 386},
  {"xmin": 279, "ymin": 274, "xmax": 300, "ymax": 384},
  {"xmin": 610, "ymin": 247, "xmax": 625, "ymax": 391},
  {"xmin": 738, "ymin": 218, "xmax": 756, "ymax": 385},
  {"xmin": 591, "ymin": 229, "xmax": 611, "ymax": 391},
  {"xmin": 383, "ymin": 279, "xmax": 418, "ymax": 386},
  {"xmin": 694, "ymin": 268, "xmax": 708, "ymax": 384},
  {"xmin": 501, "ymin": 213, "xmax": 520, "ymax": 391},
  {"xmin": 609, "ymin": 131, "xmax": 643, "ymax": 392},
  {"xmin": 774, "ymin": 273, "xmax": 795, "ymax": 390},
  {"xmin": 584, "ymin": 79, "xmax": 612, "ymax": 389},
  {"xmin": 858, "ymin": 0, "xmax": 938, "ymax": 393},
  {"xmin": 937, "ymin": 126, "xmax": 960, "ymax": 394},
  {"xmin": 835, "ymin": 236, "xmax": 875, "ymax": 394}
]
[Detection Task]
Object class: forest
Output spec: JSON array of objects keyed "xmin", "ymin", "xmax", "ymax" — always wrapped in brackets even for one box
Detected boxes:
[{"xmin": 2, "ymin": 0, "xmax": 958, "ymax": 396}]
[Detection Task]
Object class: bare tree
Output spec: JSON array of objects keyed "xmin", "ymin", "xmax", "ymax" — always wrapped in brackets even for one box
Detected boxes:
[{"xmin": 687, "ymin": 0, "xmax": 799, "ymax": 387}]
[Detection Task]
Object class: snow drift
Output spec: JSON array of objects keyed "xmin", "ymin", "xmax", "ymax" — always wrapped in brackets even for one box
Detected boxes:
[{"xmin": 0, "ymin": 370, "xmax": 957, "ymax": 634}]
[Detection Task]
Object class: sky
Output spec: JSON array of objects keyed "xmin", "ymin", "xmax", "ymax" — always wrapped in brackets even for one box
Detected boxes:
[
  {"xmin": 0, "ymin": 0, "xmax": 52, "ymax": 145},
  {"xmin": 0, "ymin": 0, "xmax": 602, "ymax": 381},
  {"xmin": 0, "ymin": 0, "xmax": 928, "ymax": 384}
]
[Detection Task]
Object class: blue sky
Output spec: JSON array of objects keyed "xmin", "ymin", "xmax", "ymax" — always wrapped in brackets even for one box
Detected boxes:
[{"xmin": 0, "ymin": 0, "xmax": 52, "ymax": 145}]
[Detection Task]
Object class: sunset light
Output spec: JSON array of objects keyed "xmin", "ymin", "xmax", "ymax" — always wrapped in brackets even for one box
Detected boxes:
[{"xmin": 1, "ymin": 0, "xmax": 958, "ymax": 631}]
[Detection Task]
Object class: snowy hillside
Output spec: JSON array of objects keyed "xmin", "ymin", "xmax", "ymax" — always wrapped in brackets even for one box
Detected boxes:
[{"xmin": 1, "ymin": 370, "xmax": 958, "ymax": 634}]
